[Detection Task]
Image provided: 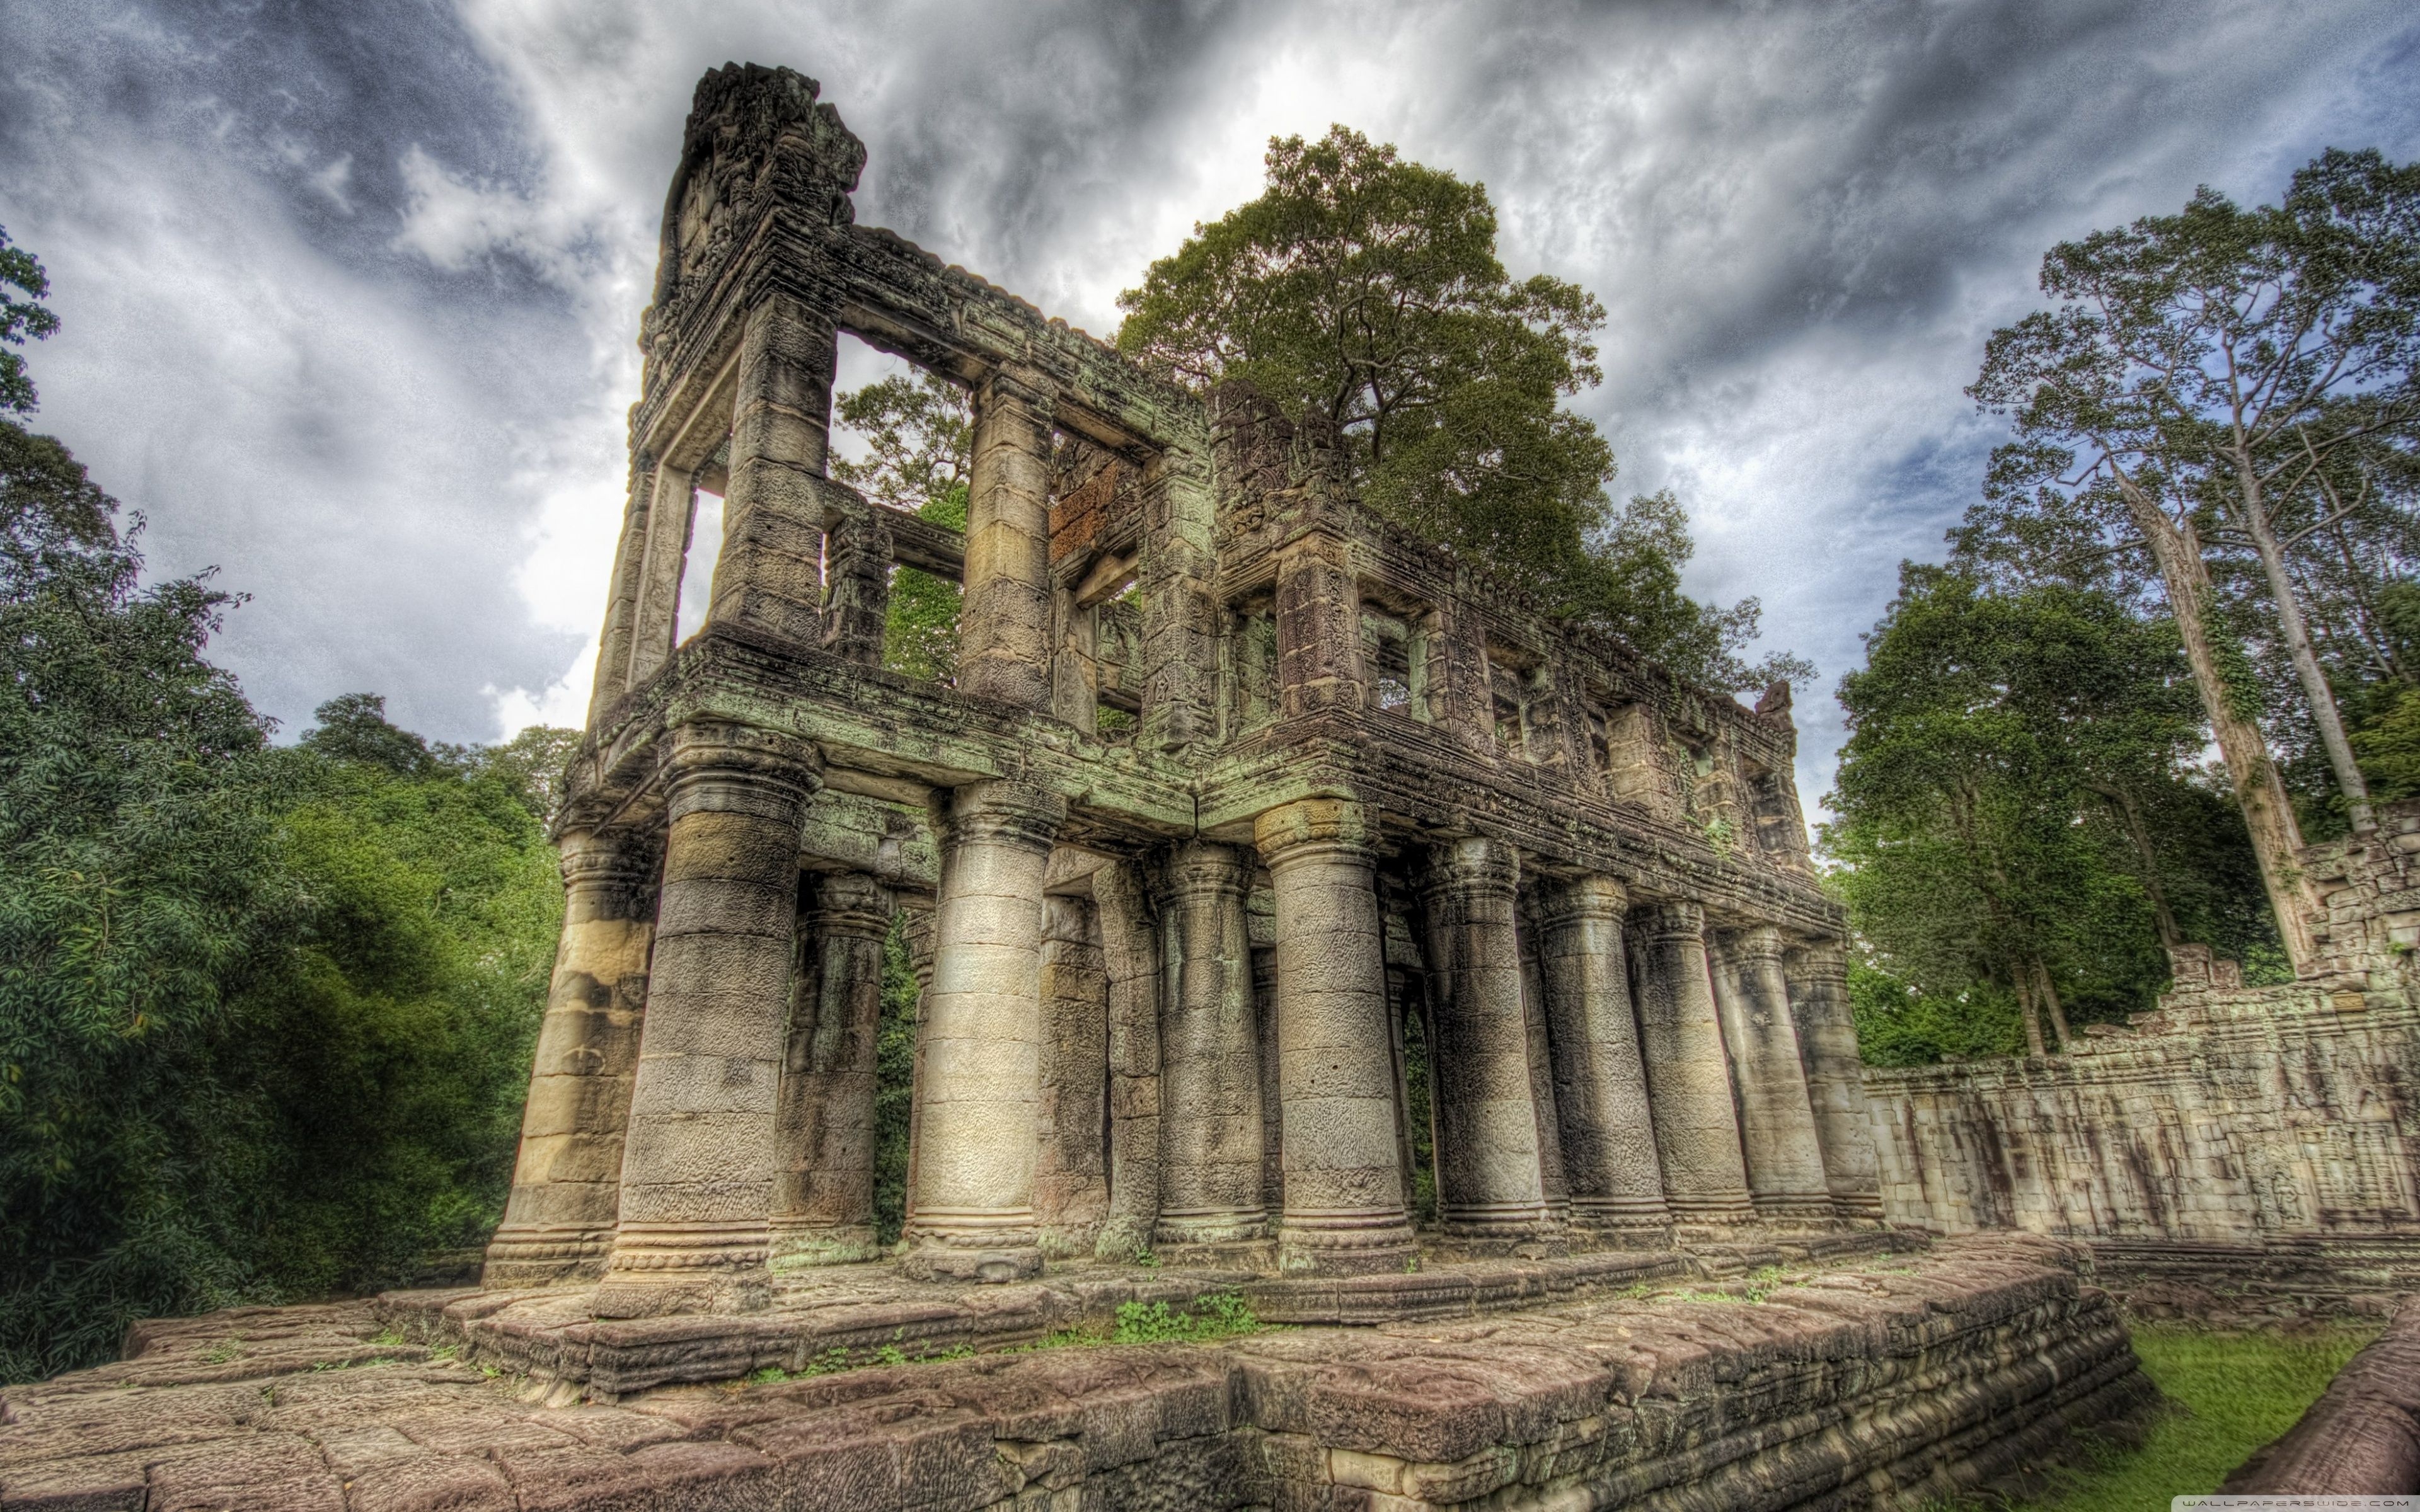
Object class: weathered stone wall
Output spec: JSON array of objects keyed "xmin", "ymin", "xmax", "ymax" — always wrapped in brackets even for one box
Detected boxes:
[
  {"xmin": 0, "ymin": 1238, "xmax": 2150, "ymax": 1511},
  {"xmin": 1862, "ymin": 804, "xmax": 2420, "ymax": 1303}
]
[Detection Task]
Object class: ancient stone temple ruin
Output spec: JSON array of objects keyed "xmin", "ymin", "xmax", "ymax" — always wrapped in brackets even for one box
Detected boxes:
[
  {"xmin": 479, "ymin": 63, "xmax": 1888, "ymax": 1310},
  {"xmin": 0, "ymin": 66, "xmax": 2172, "ymax": 1512}
]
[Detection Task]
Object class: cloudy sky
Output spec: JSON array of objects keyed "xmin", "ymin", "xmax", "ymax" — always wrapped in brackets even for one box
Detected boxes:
[{"xmin": 4, "ymin": 0, "xmax": 2416, "ymax": 817}]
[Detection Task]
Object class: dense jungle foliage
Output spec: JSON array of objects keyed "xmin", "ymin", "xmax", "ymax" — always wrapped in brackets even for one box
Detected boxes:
[
  {"xmin": 0, "ymin": 229, "xmax": 575, "ymax": 1381},
  {"xmin": 1831, "ymin": 148, "xmax": 2420, "ymax": 1063}
]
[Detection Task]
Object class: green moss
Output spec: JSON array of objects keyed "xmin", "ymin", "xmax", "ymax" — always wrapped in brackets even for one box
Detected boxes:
[{"xmin": 2009, "ymin": 1324, "xmax": 2375, "ymax": 1511}]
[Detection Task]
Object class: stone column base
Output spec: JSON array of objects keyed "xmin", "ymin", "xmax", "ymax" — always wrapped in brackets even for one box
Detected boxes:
[
  {"xmin": 481, "ymin": 1225, "xmax": 612, "ymax": 1289},
  {"xmin": 591, "ymin": 1221, "xmax": 773, "ymax": 1318},
  {"xmin": 1277, "ymin": 1209, "xmax": 1420, "ymax": 1276},
  {"xmin": 768, "ymin": 1223, "xmax": 884, "ymax": 1270},
  {"xmin": 1751, "ymin": 1193, "xmax": 1841, "ymax": 1225},
  {"xmin": 1154, "ymin": 1208, "xmax": 1270, "ymax": 1247},
  {"xmin": 1439, "ymin": 1198, "xmax": 1560, "ymax": 1239},
  {"xmin": 902, "ymin": 1210, "xmax": 1044, "ymax": 1283}
]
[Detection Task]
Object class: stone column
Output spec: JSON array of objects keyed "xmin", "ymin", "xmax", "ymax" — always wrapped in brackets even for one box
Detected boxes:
[
  {"xmin": 959, "ymin": 368, "xmax": 1056, "ymax": 709},
  {"xmin": 1274, "ymin": 534, "xmax": 1364, "ymax": 719},
  {"xmin": 705, "ymin": 290, "xmax": 836, "ymax": 648},
  {"xmin": 902, "ymin": 781, "xmax": 1066, "ymax": 1281},
  {"xmin": 1518, "ymin": 926, "xmax": 1572, "ymax": 1228},
  {"xmin": 1093, "ymin": 862, "xmax": 1162, "ymax": 1259},
  {"xmin": 1137, "ymin": 440, "xmax": 1218, "ymax": 750},
  {"xmin": 589, "ymin": 458, "xmax": 657, "ymax": 718},
  {"xmin": 1785, "ymin": 941, "xmax": 1886, "ymax": 1221},
  {"xmin": 1417, "ymin": 839, "xmax": 1553, "ymax": 1238},
  {"xmin": 1252, "ymin": 939, "xmax": 1284, "ymax": 1222},
  {"xmin": 595, "ymin": 723, "xmax": 821, "ymax": 1315},
  {"xmin": 1255, "ymin": 799, "xmax": 1419, "ymax": 1274},
  {"xmin": 1533, "ymin": 876, "xmax": 1669, "ymax": 1238},
  {"xmin": 821, "ymin": 498, "xmax": 892, "ymax": 666},
  {"xmin": 1035, "ymin": 894, "xmax": 1109, "ymax": 1253},
  {"xmin": 627, "ymin": 462, "xmax": 698, "ymax": 687},
  {"xmin": 1630, "ymin": 901, "xmax": 1754, "ymax": 1225},
  {"xmin": 1710, "ymin": 925, "xmax": 1834, "ymax": 1222},
  {"xmin": 899, "ymin": 902, "xmax": 936, "ymax": 1227},
  {"xmin": 1155, "ymin": 841, "xmax": 1268, "ymax": 1244},
  {"xmin": 485, "ymin": 829, "xmax": 658, "ymax": 1287},
  {"xmin": 768, "ymin": 871, "xmax": 892, "ymax": 1269}
]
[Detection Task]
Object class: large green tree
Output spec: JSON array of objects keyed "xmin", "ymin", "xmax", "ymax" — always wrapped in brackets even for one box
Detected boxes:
[
  {"xmin": 1825, "ymin": 566, "xmax": 2274, "ymax": 1060},
  {"xmin": 1117, "ymin": 127, "xmax": 1806, "ymax": 692},
  {"xmin": 1961, "ymin": 148, "xmax": 2420, "ymax": 966},
  {"xmin": 0, "ymin": 238, "xmax": 568, "ymax": 1380}
]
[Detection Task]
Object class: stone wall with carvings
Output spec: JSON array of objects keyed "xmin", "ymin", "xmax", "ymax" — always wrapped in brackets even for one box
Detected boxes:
[{"xmin": 1863, "ymin": 801, "xmax": 2420, "ymax": 1274}]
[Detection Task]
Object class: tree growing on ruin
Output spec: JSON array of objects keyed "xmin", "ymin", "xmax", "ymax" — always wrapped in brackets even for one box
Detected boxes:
[
  {"xmin": 1960, "ymin": 148, "xmax": 2420, "ymax": 969},
  {"xmin": 1116, "ymin": 127, "xmax": 1808, "ymax": 692}
]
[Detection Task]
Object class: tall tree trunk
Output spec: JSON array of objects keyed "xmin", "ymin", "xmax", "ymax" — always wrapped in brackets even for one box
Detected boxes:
[
  {"xmin": 2094, "ymin": 783, "xmax": 2184, "ymax": 949},
  {"xmin": 2010, "ymin": 966, "xmax": 2048, "ymax": 1058},
  {"xmin": 2031, "ymin": 958, "xmax": 2073, "ymax": 1052},
  {"xmin": 2236, "ymin": 457, "xmax": 2375, "ymax": 832},
  {"xmin": 2112, "ymin": 473, "xmax": 2317, "ymax": 971}
]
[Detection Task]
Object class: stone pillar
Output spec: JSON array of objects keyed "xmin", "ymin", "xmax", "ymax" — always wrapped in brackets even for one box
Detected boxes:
[
  {"xmin": 1137, "ymin": 440, "xmax": 1218, "ymax": 750},
  {"xmin": 626, "ymin": 462, "xmax": 698, "ymax": 687},
  {"xmin": 902, "ymin": 781, "xmax": 1066, "ymax": 1281},
  {"xmin": 596, "ymin": 723, "xmax": 821, "ymax": 1315},
  {"xmin": 1417, "ymin": 839, "xmax": 1553, "ymax": 1238},
  {"xmin": 1035, "ymin": 894, "xmax": 1109, "ymax": 1254},
  {"xmin": 1630, "ymin": 901, "xmax": 1754, "ymax": 1226},
  {"xmin": 485, "ymin": 829, "xmax": 658, "ymax": 1287},
  {"xmin": 589, "ymin": 457, "xmax": 657, "ymax": 718},
  {"xmin": 1155, "ymin": 842, "xmax": 1268, "ymax": 1244},
  {"xmin": 1533, "ymin": 876, "xmax": 1669, "ymax": 1237},
  {"xmin": 821, "ymin": 499, "xmax": 892, "ymax": 666},
  {"xmin": 1710, "ymin": 925, "xmax": 1835, "ymax": 1222},
  {"xmin": 1093, "ymin": 862, "xmax": 1162, "ymax": 1259},
  {"xmin": 768, "ymin": 871, "xmax": 892, "ymax": 1269},
  {"xmin": 1252, "ymin": 940, "xmax": 1284, "ymax": 1222},
  {"xmin": 1255, "ymin": 799, "xmax": 1419, "ymax": 1274},
  {"xmin": 899, "ymin": 902, "xmax": 936, "ymax": 1226},
  {"xmin": 1518, "ymin": 926, "xmax": 1572, "ymax": 1228},
  {"xmin": 1274, "ymin": 534, "xmax": 1364, "ymax": 719},
  {"xmin": 1785, "ymin": 941, "xmax": 1886, "ymax": 1221},
  {"xmin": 959, "ymin": 368, "xmax": 1055, "ymax": 709},
  {"xmin": 706, "ymin": 291, "xmax": 838, "ymax": 648}
]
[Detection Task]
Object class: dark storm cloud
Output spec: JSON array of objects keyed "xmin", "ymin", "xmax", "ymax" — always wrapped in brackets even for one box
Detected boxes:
[{"xmin": 0, "ymin": 0, "xmax": 2414, "ymax": 816}]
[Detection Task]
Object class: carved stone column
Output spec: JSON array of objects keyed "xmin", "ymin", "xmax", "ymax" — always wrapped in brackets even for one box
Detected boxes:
[
  {"xmin": 959, "ymin": 368, "xmax": 1056, "ymax": 709},
  {"xmin": 1417, "ymin": 839, "xmax": 1553, "ymax": 1238},
  {"xmin": 1533, "ymin": 876, "xmax": 1669, "ymax": 1238},
  {"xmin": 1093, "ymin": 861, "xmax": 1162, "ymax": 1258},
  {"xmin": 485, "ymin": 829, "xmax": 658, "ymax": 1286},
  {"xmin": 595, "ymin": 722, "xmax": 821, "ymax": 1315},
  {"xmin": 768, "ymin": 871, "xmax": 893, "ymax": 1269},
  {"xmin": 1137, "ymin": 440, "xmax": 1218, "ymax": 750},
  {"xmin": 1710, "ymin": 925, "xmax": 1834, "ymax": 1222},
  {"xmin": 1518, "ymin": 925, "xmax": 1572, "ymax": 1229},
  {"xmin": 705, "ymin": 291, "xmax": 837, "ymax": 648},
  {"xmin": 1785, "ymin": 940, "xmax": 1886, "ymax": 1220},
  {"xmin": 1255, "ymin": 799, "xmax": 1419, "ymax": 1275},
  {"xmin": 1630, "ymin": 900, "xmax": 1754, "ymax": 1226},
  {"xmin": 902, "ymin": 781, "xmax": 1066, "ymax": 1281},
  {"xmin": 1035, "ymin": 894, "xmax": 1109, "ymax": 1252},
  {"xmin": 589, "ymin": 457, "xmax": 657, "ymax": 719},
  {"xmin": 820, "ymin": 499, "xmax": 892, "ymax": 666},
  {"xmin": 1155, "ymin": 841, "xmax": 1268, "ymax": 1244},
  {"xmin": 626, "ymin": 462, "xmax": 698, "ymax": 687},
  {"xmin": 1273, "ymin": 534, "xmax": 1363, "ymax": 719}
]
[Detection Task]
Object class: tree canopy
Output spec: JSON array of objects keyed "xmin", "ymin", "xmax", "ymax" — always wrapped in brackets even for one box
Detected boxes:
[
  {"xmin": 1117, "ymin": 127, "xmax": 1807, "ymax": 692},
  {"xmin": 1957, "ymin": 147, "xmax": 2420, "ymax": 965},
  {"xmin": 0, "ymin": 245, "xmax": 572, "ymax": 1381}
]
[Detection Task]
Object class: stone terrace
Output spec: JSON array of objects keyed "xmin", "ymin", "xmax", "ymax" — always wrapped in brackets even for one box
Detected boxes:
[{"xmin": 0, "ymin": 1236, "xmax": 2148, "ymax": 1512}]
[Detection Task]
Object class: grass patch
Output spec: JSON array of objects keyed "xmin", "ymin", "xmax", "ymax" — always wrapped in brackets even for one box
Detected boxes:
[{"xmin": 2007, "ymin": 1322, "xmax": 2375, "ymax": 1511}]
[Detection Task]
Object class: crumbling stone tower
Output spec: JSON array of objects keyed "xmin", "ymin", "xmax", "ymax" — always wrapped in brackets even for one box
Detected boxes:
[{"xmin": 483, "ymin": 65, "xmax": 1881, "ymax": 1315}]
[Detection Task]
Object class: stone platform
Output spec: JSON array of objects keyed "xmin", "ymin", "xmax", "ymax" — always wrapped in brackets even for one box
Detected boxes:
[
  {"xmin": 0, "ymin": 1234, "xmax": 2152, "ymax": 1511},
  {"xmin": 381, "ymin": 1231, "xmax": 1916, "ymax": 1399}
]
